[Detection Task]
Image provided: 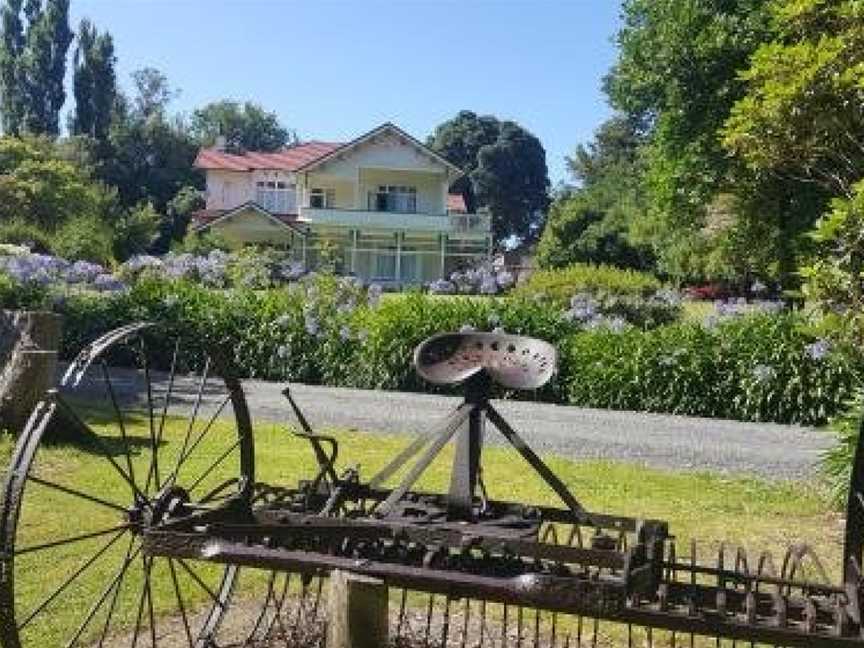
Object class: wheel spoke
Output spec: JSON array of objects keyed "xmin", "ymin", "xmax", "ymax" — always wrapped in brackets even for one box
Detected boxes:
[
  {"xmin": 16, "ymin": 523, "xmax": 131, "ymax": 556},
  {"xmin": 167, "ymin": 394, "xmax": 231, "ymax": 487},
  {"xmin": 168, "ymin": 558, "xmax": 195, "ymax": 648},
  {"xmin": 98, "ymin": 537, "xmax": 141, "ymax": 647},
  {"xmin": 163, "ymin": 358, "xmax": 211, "ymax": 490},
  {"xmin": 140, "ymin": 338, "xmax": 159, "ymax": 496},
  {"xmin": 65, "ymin": 539, "xmax": 142, "ymax": 648},
  {"xmin": 17, "ymin": 528, "xmax": 127, "ymax": 630},
  {"xmin": 28, "ymin": 474, "xmax": 128, "ymax": 514},
  {"xmin": 148, "ymin": 340, "xmax": 180, "ymax": 496},
  {"xmin": 131, "ymin": 556, "xmax": 153, "ymax": 648},
  {"xmin": 101, "ymin": 360, "xmax": 138, "ymax": 489},
  {"xmin": 176, "ymin": 558, "xmax": 225, "ymax": 609},
  {"xmin": 54, "ymin": 394, "xmax": 148, "ymax": 503},
  {"xmin": 187, "ymin": 438, "xmax": 241, "ymax": 495}
]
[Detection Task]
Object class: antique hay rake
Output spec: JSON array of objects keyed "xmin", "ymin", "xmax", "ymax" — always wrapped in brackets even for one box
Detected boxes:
[{"xmin": 0, "ymin": 322, "xmax": 861, "ymax": 647}]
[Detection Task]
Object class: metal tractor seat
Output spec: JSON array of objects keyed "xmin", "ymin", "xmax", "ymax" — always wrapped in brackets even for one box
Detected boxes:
[
  {"xmin": 414, "ymin": 331, "xmax": 557, "ymax": 390},
  {"xmin": 369, "ymin": 331, "xmax": 591, "ymax": 529}
]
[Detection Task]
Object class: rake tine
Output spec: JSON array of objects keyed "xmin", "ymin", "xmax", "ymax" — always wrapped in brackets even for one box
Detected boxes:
[
  {"xmin": 424, "ymin": 594, "xmax": 435, "ymax": 648},
  {"xmin": 503, "ymin": 603, "xmax": 509, "ymax": 648},
  {"xmin": 398, "ymin": 587, "xmax": 409, "ymax": 639},
  {"xmin": 628, "ymin": 624, "xmax": 633, "ymax": 648},
  {"xmin": 648, "ymin": 626, "xmax": 654, "ymax": 648},
  {"xmin": 517, "ymin": 606, "xmax": 524, "ymax": 648},
  {"xmin": 564, "ymin": 634, "xmax": 571, "ymax": 648},
  {"xmin": 551, "ymin": 613, "xmax": 558, "ymax": 648},
  {"xmin": 460, "ymin": 599, "xmax": 470, "ymax": 648},
  {"xmin": 591, "ymin": 616, "xmax": 598, "ymax": 648},
  {"xmin": 576, "ymin": 615, "xmax": 583, "ymax": 648},
  {"xmin": 441, "ymin": 596, "xmax": 452, "ymax": 648},
  {"xmin": 479, "ymin": 599, "xmax": 487, "ymax": 647},
  {"xmin": 533, "ymin": 609, "xmax": 540, "ymax": 648},
  {"xmin": 312, "ymin": 575, "xmax": 324, "ymax": 620}
]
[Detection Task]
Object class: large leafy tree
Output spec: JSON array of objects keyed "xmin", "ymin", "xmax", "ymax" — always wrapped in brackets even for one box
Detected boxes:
[
  {"xmin": 604, "ymin": 0, "xmax": 774, "ymax": 277},
  {"xmin": 0, "ymin": 136, "xmax": 112, "ymax": 229},
  {"xmin": 537, "ymin": 115, "xmax": 653, "ymax": 270},
  {"xmin": 428, "ymin": 111, "xmax": 550, "ymax": 245},
  {"xmin": 191, "ymin": 100, "xmax": 293, "ymax": 153},
  {"xmin": 70, "ymin": 18, "xmax": 115, "ymax": 140},
  {"xmin": 723, "ymin": 0, "xmax": 864, "ymax": 198},
  {"xmin": 722, "ymin": 0, "xmax": 864, "ymax": 322}
]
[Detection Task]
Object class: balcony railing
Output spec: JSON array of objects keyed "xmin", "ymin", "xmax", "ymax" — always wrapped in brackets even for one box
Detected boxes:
[
  {"xmin": 449, "ymin": 213, "xmax": 491, "ymax": 234},
  {"xmin": 299, "ymin": 207, "xmax": 490, "ymax": 235},
  {"xmin": 256, "ymin": 189, "xmax": 296, "ymax": 214}
]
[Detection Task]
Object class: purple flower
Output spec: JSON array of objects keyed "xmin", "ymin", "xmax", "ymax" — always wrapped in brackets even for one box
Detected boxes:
[
  {"xmin": 66, "ymin": 260, "xmax": 104, "ymax": 284},
  {"xmin": 805, "ymin": 339, "xmax": 831, "ymax": 361},
  {"xmin": 93, "ymin": 274, "xmax": 126, "ymax": 292},
  {"xmin": 428, "ymin": 279, "xmax": 456, "ymax": 295}
]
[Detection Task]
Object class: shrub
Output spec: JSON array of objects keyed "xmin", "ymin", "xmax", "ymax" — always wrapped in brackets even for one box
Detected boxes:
[
  {"xmin": 514, "ymin": 263, "xmax": 662, "ymax": 306},
  {"xmin": 565, "ymin": 313, "xmax": 858, "ymax": 425},
  {"xmin": 0, "ymin": 272, "xmax": 52, "ymax": 310},
  {"xmin": 821, "ymin": 390, "xmax": 863, "ymax": 509},
  {"xmin": 51, "ymin": 280, "xmax": 858, "ymax": 427},
  {"xmin": 51, "ymin": 215, "xmax": 114, "ymax": 265},
  {"xmin": 0, "ymin": 218, "xmax": 53, "ymax": 254},
  {"xmin": 113, "ymin": 202, "xmax": 161, "ymax": 261}
]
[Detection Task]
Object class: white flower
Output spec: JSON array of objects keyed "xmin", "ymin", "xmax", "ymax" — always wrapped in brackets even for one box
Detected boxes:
[{"xmin": 751, "ymin": 364, "xmax": 775, "ymax": 384}]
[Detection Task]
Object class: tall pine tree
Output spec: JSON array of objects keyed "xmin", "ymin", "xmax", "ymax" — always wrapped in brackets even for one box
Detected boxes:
[
  {"xmin": 0, "ymin": 0, "xmax": 71, "ymax": 136},
  {"xmin": 71, "ymin": 18, "xmax": 115, "ymax": 139},
  {"xmin": 0, "ymin": 0, "xmax": 24, "ymax": 135}
]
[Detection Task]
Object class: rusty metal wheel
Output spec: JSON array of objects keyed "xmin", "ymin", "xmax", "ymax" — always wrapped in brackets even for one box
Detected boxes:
[{"xmin": 0, "ymin": 322, "xmax": 255, "ymax": 648}]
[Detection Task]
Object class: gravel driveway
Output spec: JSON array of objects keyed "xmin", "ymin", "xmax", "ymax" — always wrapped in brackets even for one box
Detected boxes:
[{"xmin": 62, "ymin": 366, "xmax": 831, "ymax": 481}]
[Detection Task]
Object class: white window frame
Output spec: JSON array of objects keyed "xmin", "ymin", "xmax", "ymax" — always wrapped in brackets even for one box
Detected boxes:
[
  {"xmin": 369, "ymin": 185, "xmax": 418, "ymax": 213},
  {"xmin": 255, "ymin": 179, "xmax": 296, "ymax": 213},
  {"xmin": 309, "ymin": 187, "xmax": 336, "ymax": 209}
]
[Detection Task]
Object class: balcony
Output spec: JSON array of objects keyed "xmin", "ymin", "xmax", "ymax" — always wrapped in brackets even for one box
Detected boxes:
[{"xmin": 299, "ymin": 207, "xmax": 490, "ymax": 235}]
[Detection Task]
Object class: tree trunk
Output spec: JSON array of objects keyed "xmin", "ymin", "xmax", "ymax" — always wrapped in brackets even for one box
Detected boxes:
[{"xmin": 0, "ymin": 310, "xmax": 62, "ymax": 435}]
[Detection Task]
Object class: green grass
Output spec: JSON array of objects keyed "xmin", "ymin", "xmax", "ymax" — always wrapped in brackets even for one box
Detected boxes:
[{"xmin": 1, "ymin": 406, "xmax": 839, "ymax": 646}]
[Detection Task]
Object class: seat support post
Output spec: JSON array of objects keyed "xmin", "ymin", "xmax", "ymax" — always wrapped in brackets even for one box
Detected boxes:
[{"xmin": 447, "ymin": 372, "xmax": 491, "ymax": 521}]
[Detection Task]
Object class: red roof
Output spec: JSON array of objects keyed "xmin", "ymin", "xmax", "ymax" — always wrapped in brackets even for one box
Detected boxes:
[
  {"xmin": 447, "ymin": 193, "xmax": 468, "ymax": 213},
  {"xmin": 195, "ymin": 141, "xmax": 344, "ymax": 172}
]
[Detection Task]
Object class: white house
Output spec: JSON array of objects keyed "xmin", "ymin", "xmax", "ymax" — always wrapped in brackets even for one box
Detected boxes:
[{"xmin": 192, "ymin": 122, "xmax": 492, "ymax": 285}]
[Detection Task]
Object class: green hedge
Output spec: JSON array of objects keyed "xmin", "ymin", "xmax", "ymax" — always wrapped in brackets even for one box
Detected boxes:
[
  {"xmin": 565, "ymin": 314, "xmax": 857, "ymax": 424},
  {"xmin": 49, "ymin": 278, "xmax": 859, "ymax": 426},
  {"xmin": 513, "ymin": 263, "xmax": 662, "ymax": 305}
]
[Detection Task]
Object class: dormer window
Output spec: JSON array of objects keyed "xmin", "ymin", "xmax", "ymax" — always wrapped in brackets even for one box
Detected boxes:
[{"xmin": 309, "ymin": 188, "xmax": 335, "ymax": 209}]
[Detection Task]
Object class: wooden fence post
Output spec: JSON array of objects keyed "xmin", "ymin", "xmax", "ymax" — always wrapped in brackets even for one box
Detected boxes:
[
  {"xmin": 0, "ymin": 310, "xmax": 62, "ymax": 435},
  {"xmin": 327, "ymin": 570, "xmax": 389, "ymax": 648}
]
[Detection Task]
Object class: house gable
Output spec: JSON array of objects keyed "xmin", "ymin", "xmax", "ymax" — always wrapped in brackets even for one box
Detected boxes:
[
  {"xmin": 195, "ymin": 202, "xmax": 306, "ymax": 238},
  {"xmin": 299, "ymin": 123, "xmax": 462, "ymax": 180}
]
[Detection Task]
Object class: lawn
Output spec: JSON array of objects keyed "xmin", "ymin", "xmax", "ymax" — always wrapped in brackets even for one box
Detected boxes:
[{"xmin": 1, "ymin": 404, "xmax": 840, "ymax": 646}]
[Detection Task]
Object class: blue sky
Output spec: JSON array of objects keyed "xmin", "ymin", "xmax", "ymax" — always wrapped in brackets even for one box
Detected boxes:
[{"xmin": 70, "ymin": 1, "xmax": 621, "ymax": 185}]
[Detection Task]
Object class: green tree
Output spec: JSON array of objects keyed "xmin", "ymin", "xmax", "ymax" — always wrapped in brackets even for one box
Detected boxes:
[
  {"xmin": 0, "ymin": 0, "xmax": 24, "ymax": 135},
  {"xmin": 191, "ymin": 100, "xmax": 293, "ymax": 153},
  {"xmin": 537, "ymin": 116, "xmax": 652, "ymax": 270},
  {"xmin": 428, "ymin": 111, "xmax": 550, "ymax": 245},
  {"xmin": 130, "ymin": 66, "xmax": 176, "ymax": 119},
  {"xmin": 19, "ymin": 0, "xmax": 72, "ymax": 135},
  {"xmin": 0, "ymin": 136, "xmax": 112, "ymax": 230},
  {"xmin": 71, "ymin": 18, "xmax": 115, "ymax": 140},
  {"xmin": 95, "ymin": 69, "xmax": 200, "ymax": 215},
  {"xmin": 427, "ymin": 110, "xmax": 499, "ymax": 212},
  {"xmin": 723, "ymin": 0, "xmax": 864, "ymax": 197},
  {"xmin": 605, "ymin": 0, "xmax": 774, "ymax": 277}
]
